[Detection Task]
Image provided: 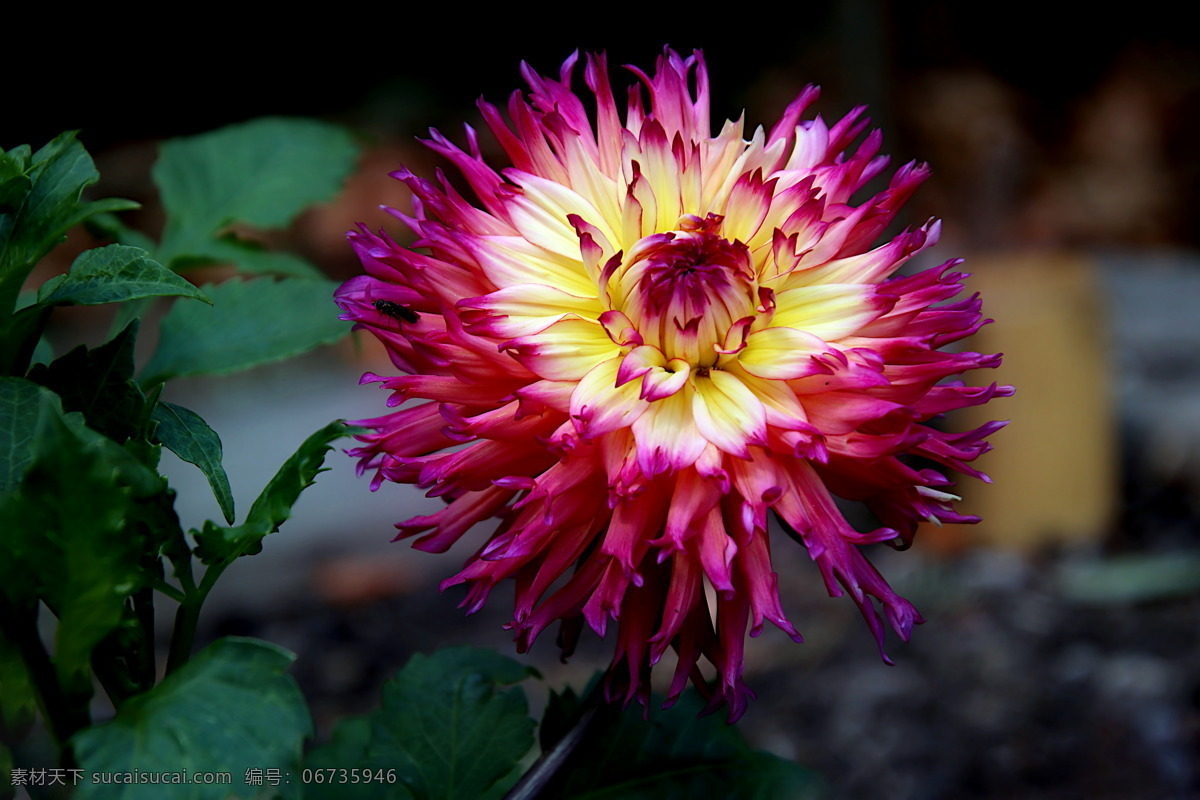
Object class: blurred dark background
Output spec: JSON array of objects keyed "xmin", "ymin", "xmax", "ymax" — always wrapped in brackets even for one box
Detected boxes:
[
  {"xmin": 12, "ymin": 2, "xmax": 1200, "ymax": 255},
  {"xmin": 8, "ymin": 4, "xmax": 1200, "ymax": 798}
]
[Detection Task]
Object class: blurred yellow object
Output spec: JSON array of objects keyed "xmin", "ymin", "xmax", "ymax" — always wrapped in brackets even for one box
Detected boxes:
[{"xmin": 923, "ymin": 252, "xmax": 1117, "ymax": 551}]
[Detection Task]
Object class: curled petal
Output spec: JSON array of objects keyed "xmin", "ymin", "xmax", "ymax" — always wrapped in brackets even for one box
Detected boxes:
[
  {"xmin": 640, "ymin": 358, "xmax": 691, "ymax": 401},
  {"xmin": 571, "ymin": 357, "xmax": 650, "ymax": 438},
  {"xmin": 616, "ymin": 344, "xmax": 666, "ymax": 386},
  {"xmin": 599, "ymin": 309, "xmax": 643, "ymax": 347}
]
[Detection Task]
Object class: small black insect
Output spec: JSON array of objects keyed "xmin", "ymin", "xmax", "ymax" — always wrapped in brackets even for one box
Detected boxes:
[{"xmin": 373, "ymin": 299, "xmax": 419, "ymax": 324}]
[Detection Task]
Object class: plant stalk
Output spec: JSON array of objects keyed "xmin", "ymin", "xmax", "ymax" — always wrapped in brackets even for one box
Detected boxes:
[
  {"xmin": 165, "ymin": 562, "xmax": 226, "ymax": 674},
  {"xmin": 504, "ymin": 679, "xmax": 618, "ymax": 800}
]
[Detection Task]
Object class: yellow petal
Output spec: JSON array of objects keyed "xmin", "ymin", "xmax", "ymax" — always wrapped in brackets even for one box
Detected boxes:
[
  {"xmin": 632, "ymin": 385, "xmax": 707, "ymax": 475},
  {"xmin": 691, "ymin": 369, "xmax": 767, "ymax": 457},
  {"xmin": 503, "ymin": 318, "xmax": 621, "ymax": 381},
  {"xmin": 737, "ymin": 326, "xmax": 832, "ymax": 380},
  {"xmin": 771, "ymin": 283, "xmax": 884, "ymax": 341}
]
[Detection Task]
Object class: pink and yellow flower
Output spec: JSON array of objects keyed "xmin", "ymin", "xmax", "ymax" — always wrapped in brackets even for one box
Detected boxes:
[{"xmin": 337, "ymin": 49, "xmax": 1011, "ymax": 719}]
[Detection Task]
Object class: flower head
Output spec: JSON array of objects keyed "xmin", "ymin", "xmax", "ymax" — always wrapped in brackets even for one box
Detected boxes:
[{"xmin": 337, "ymin": 49, "xmax": 1011, "ymax": 719}]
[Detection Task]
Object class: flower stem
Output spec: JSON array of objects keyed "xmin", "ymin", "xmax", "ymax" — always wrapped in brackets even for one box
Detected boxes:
[
  {"xmin": 165, "ymin": 562, "xmax": 226, "ymax": 674},
  {"xmin": 166, "ymin": 593, "xmax": 203, "ymax": 675},
  {"xmin": 504, "ymin": 679, "xmax": 618, "ymax": 800},
  {"xmin": 133, "ymin": 585, "xmax": 157, "ymax": 691}
]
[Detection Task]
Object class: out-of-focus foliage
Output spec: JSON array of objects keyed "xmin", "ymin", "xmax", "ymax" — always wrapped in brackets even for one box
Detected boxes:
[{"xmin": 0, "ymin": 122, "xmax": 357, "ymax": 780}]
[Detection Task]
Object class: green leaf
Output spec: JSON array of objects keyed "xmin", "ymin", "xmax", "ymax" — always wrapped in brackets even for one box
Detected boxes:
[
  {"xmin": 304, "ymin": 647, "xmax": 537, "ymax": 800},
  {"xmin": 0, "ymin": 627, "xmax": 36, "ymax": 739},
  {"xmin": 0, "ymin": 395, "xmax": 166, "ymax": 693},
  {"xmin": 0, "ymin": 298, "xmax": 50, "ymax": 378},
  {"xmin": 26, "ymin": 320, "xmax": 145, "ymax": 443},
  {"xmin": 175, "ymin": 235, "xmax": 323, "ymax": 277},
  {"xmin": 152, "ymin": 401, "xmax": 235, "ymax": 524},
  {"xmin": 29, "ymin": 335, "xmax": 53, "ymax": 368},
  {"xmin": 372, "ymin": 648, "xmax": 536, "ymax": 800},
  {"xmin": 0, "ymin": 376, "xmax": 159, "ymax": 495},
  {"xmin": 0, "ymin": 143, "xmax": 32, "ymax": 191},
  {"xmin": 154, "ymin": 117, "xmax": 359, "ymax": 266},
  {"xmin": 0, "ymin": 145, "xmax": 32, "ymax": 217},
  {"xmin": 84, "ymin": 211, "xmax": 159, "ymax": 253},
  {"xmin": 36, "ymin": 244, "xmax": 210, "ymax": 307},
  {"xmin": 0, "ymin": 136, "xmax": 139, "ymax": 374},
  {"xmin": 304, "ymin": 718, "xmax": 413, "ymax": 800},
  {"xmin": 0, "ymin": 133, "xmax": 137, "ymax": 313},
  {"xmin": 72, "ymin": 637, "xmax": 312, "ymax": 800},
  {"xmin": 553, "ymin": 690, "xmax": 821, "ymax": 800},
  {"xmin": 0, "ymin": 377, "xmax": 62, "ymax": 491},
  {"xmin": 0, "ymin": 378, "xmax": 160, "ymax": 499},
  {"xmin": 241, "ymin": 419, "xmax": 352, "ymax": 534},
  {"xmin": 193, "ymin": 420, "xmax": 353, "ymax": 564},
  {"xmin": 141, "ymin": 277, "xmax": 349, "ymax": 384}
]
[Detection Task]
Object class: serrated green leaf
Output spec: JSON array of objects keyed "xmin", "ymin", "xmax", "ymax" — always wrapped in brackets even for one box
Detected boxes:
[
  {"xmin": 0, "ymin": 378, "xmax": 161, "ymax": 500},
  {"xmin": 305, "ymin": 647, "xmax": 537, "ymax": 800},
  {"xmin": 537, "ymin": 684, "xmax": 584, "ymax": 753},
  {"xmin": 26, "ymin": 321, "xmax": 145, "ymax": 443},
  {"xmin": 36, "ymin": 244, "xmax": 209, "ymax": 307},
  {"xmin": 155, "ymin": 117, "xmax": 358, "ymax": 266},
  {"xmin": 373, "ymin": 648, "xmax": 536, "ymax": 800},
  {"xmin": 152, "ymin": 401, "xmax": 234, "ymax": 524},
  {"xmin": 555, "ymin": 691, "xmax": 821, "ymax": 800},
  {"xmin": 0, "ymin": 133, "xmax": 137, "ymax": 313},
  {"xmin": 0, "ymin": 398, "xmax": 165, "ymax": 692},
  {"xmin": 0, "ymin": 377, "xmax": 62, "ymax": 491},
  {"xmin": 0, "ymin": 143, "xmax": 32, "ymax": 171},
  {"xmin": 304, "ymin": 718, "xmax": 414, "ymax": 800},
  {"xmin": 0, "ymin": 146, "xmax": 32, "ymax": 210},
  {"xmin": 241, "ymin": 419, "xmax": 351, "ymax": 533},
  {"xmin": 193, "ymin": 420, "xmax": 352, "ymax": 564},
  {"xmin": 141, "ymin": 277, "xmax": 349, "ymax": 384},
  {"xmin": 72, "ymin": 637, "xmax": 312, "ymax": 800},
  {"xmin": 0, "ymin": 376, "xmax": 159, "ymax": 497},
  {"xmin": 0, "ymin": 133, "xmax": 94, "ymax": 278}
]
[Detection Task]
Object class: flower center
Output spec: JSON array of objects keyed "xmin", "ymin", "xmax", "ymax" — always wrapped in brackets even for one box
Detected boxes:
[{"xmin": 619, "ymin": 215, "xmax": 758, "ymax": 365}]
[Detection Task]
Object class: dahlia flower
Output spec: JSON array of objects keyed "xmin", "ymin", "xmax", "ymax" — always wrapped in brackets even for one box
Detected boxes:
[{"xmin": 337, "ymin": 49, "xmax": 1010, "ymax": 720}]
